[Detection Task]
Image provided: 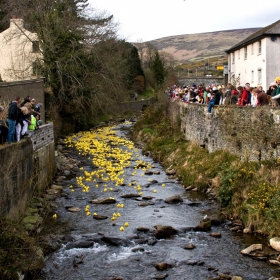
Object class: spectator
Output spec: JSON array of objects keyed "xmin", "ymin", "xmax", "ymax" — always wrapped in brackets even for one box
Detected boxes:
[
  {"xmin": 7, "ymin": 96, "xmax": 21, "ymax": 143},
  {"xmin": 239, "ymin": 83, "xmax": 250, "ymax": 106},
  {"xmin": 15, "ymin": 106, "xmax": 29, "ymax": 141},
  {"xmin": 257, "ymin": 89, "xmax": 269, "ymax": 106},
  {"xmin": 20, "ymin": 95, "xmax": 31, "ymax": 107},
  {"xmin": 251, "ymin": 88, "xmax": 258, "ymax": 107},
  {"xmin": 271, "ymin": 77, "xmax": 280, "ymax": 105},
  {"xmin": 0, "ymin": 106, "xmax": 8, "ymax": 144},
  {"xmin": 207, "ymin": 93, "xmax": 215, "ymax": 114},
  {"xmin": 213, "ymin": 87, "xmax": 220, "ymax": 105}
]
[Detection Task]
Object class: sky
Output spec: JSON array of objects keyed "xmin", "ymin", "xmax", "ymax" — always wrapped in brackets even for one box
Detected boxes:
[{"xmin": 88, "ymin": 0, "xmax": 279, "ymax": 42}]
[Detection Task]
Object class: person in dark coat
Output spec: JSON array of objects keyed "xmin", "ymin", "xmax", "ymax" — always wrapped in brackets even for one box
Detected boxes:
[{"xmin": 7, "ymin": 96, "xmax": 21, "ymax": 143}]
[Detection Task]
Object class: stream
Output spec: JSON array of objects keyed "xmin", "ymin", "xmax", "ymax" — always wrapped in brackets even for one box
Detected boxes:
[{"xmin": 39, "ymin": 121, "xmax": 280, "ymax": 280}]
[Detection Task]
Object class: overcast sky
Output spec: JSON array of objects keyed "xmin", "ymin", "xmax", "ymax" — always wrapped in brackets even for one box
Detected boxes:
[{"xmin": 88, "ymin": 0, "xmax": 279, "ymax": 42}]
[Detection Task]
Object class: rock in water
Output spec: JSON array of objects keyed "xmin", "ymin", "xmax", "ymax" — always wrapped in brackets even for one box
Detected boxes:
[
  {"xmin": 241, "ymin": 244, "xmax": 263, "ymax": 255},
  {"xmin": 182, "ymin": 244, "xmax": 196, "ymax": 249},
  {"xmin": 164, "ymin": 195, "xmax": 183, "ymax": 204},
  {"xmin": 93, "ymin": 215, "xmax": 108, "ymax": 220},
  {"xmin": 153, "ymin": 225, "xmax": 177, "ymax": 239},
  {"xmin": 193, "ymin": 218, "xmax": 211, "ymax": 231},
  {"xmin": 121, "ymin": 194, "xmax": 141, "ymax": 198},
  {"xmin": 270, "ymin": 237, "xmax": 280, "ymax": 251},
  {"xmin": 91, "ymin": 198, "xmax": 116, "ymax": 204},
  {"xmin": 154, "ymin": 262, "xmax": 173, "ymax": 271}
]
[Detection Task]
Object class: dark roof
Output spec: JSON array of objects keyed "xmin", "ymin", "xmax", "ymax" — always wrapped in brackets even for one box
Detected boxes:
[{"xmin": 226, "ymin": 19, "xmax": 280, "ymax": 53}]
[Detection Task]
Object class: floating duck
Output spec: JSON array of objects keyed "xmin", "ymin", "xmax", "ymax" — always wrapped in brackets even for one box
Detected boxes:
[
  {"xmin": 124, "ymin": 222, "xmax": 129, "ymax": 227},
  {"xmin": 153, "ymin": 190, "xmax": 157, "ymax": 193},
  {"xmin": 120, "ymin": 226, "xmax": 124, "ymax": 231},
  {"xmin": 162, "ymin": 184, "xmax": 165, "ymax": 187},
  {"xmin": 52, "ymin": 214, "xmax": 57, "ymax": 218}
]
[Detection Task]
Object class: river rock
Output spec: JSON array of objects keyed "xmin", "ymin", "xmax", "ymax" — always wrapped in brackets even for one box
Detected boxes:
[
  {"xmin": 131, "ymin": 247, "xmax": 145, "ymax": 252},
  {"xmin": 164, "ymin": 195, "xmax": 183, "ymax": 204},
  {"xmin": 153, "ymin": 225, "xmax": 177, "ymax": 239},
  {"xmin": 142, "ymin": 196, "xmax": 153, "ymax": 200},
  {"xmin": 155, "ymin": 262, "xmax": 173, "ymax": 271},
  {"xmin": 269, "ymin": 260, "xmax": 280, "ymax": 266},
  {"xmin": 137, "ymin": 226, "xmax": 150, "ymax": 232},
  {"xmin": 51, "ymin": 184, "xmax": 63, "ymax": 191},
  {"xmin": 241, "ymin": 244, "xmax": 263, "ymax": 255},
  {"xmin": 185, "ymin": 185, "xmax": 195, "ymax": 191},
  {"xmin": 65, "ymin": 206, "xmax": 81, "ymax": 212},
  {"xmin": 165, "ymin": 168, "xmax": 176, "ymax": 175},
  {"xmin": 194, "ymin": 218, "xmax": 211, "ymax": 231},
  {"xmin": 121, "ymin": 193, "xmax": 141, "ymax": 198},
  {"xmin": 270, "ymin": 237, "xmax": 280, "ymax": 251},
  {"xmin": 231, "ymin": 277, "xmax": 243, "ymax": 280},
  {"xmin": 243, "ymin": 227, "xmax": 252, "ymax": 234},
  {"xmin": 182, "ymin": 244, "xmax": 196, "ymax": 249},
  {"xmin": 219, "ymin": 273, "xmax": 231, "ymax": 279},
  {"xmin": 91, "ymin": 198, "xmax": 116, "ymax": 204},
  {"xmin": 138, "ymin": 202, "xmax": 149, "ymax": 207},
  {"xmin": 93, "ymin": 215, "xmax": 108, "ymax": 220},
  {"xmin": 63, "ymin": 170, "xmax": 71, "ymax": 176},
  {"xmin": 65, "ymin": 241, "xmax": 94, "ymax": 250},
  {"xmin": 210, "ymin": 232, "xmax": 221, "ymax": 238},
  {"xmin": 102, "ymin": 236, "xmax": 131, "ymax": 246},
  {"xmin": 153, "ymin": 171, "xmax": 160, "ymax": 175},
  {"xmin": 144, "ymin": 170, "xmax": 153, "ymax": 175}
]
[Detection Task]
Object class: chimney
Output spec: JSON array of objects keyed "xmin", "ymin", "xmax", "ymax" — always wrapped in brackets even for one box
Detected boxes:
[{"xmin": 10, "ymin": 18, "xmax": 24, "ymax": 30}]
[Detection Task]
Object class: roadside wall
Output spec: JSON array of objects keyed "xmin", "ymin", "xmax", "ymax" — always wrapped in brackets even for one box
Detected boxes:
[
  {"xmin": 176, "ymin": 102, "xmax": 280, "ymax": 161},
  {"xmin": 0, "ymin": 123, "xmax": 55, "ymax": 219}
]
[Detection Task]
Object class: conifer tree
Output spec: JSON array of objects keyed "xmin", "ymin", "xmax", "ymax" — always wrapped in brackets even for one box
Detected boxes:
[{"xmin": 151, "ymin": 51, "xmax": 165, "ymax": 86}]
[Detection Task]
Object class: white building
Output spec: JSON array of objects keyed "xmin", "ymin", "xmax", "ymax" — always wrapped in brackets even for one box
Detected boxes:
[
  {"xmin": 0, "ymin": 18, "xmax": 42, "ymax": 82},
  {"xmin": 226, "ymin": 19, "xmax": 280, "ymax": 90}
]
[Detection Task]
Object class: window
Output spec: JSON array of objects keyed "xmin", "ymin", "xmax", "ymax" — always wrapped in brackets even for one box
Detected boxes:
[
  {"xmin": 32, "ymin": 41, "xmax": 40, "ymax": 53},
  {"xmin": 232, "ymin": 52, "xmax": 235, "ymax": 64},
  {"xmin": 258, "ymin": 69, "xmax": 262, "ymax": 84},
  {"xmin": 251, "ymin": 43, "xmax": 254, "ymax": 54},
  {"xmin": 244, "ymin": 46, "xmax": 247, "ymax": 60},
  {"xmin": 251, "ymin": 70, "xmax": 254, "ymax": 83},
  {"xmin": 238, "ymin": 50, "xmax": 240, "ymax": 59},
  {"xmin": 258, "ymin": 41, "xmax": 262, "ymax": 54}
]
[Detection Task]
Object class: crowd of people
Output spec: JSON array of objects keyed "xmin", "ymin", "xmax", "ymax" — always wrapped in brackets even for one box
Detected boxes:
[
  {"xmin": 0, "ymin": 95, "xmax": 43, "ymax": 144},
  {"xmin": 168, "ymin": 76, "xmax": 280, "ymax": 114}
]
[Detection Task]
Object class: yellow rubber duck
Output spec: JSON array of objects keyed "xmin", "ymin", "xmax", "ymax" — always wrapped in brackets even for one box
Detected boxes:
[
  {"xmin": 52, "ymin": 214, "xmax": 57, "ymax": 218},
  {"xmin": 153, "ymin": 190, "xmax": 157, "ymax": 193},
  {"xmin": 120, "ymin": 226, "xmax": 124, "ymax": 231},
  {"xmin": 124, "ymin": 222, "xmax": 129, "ymax": 227}
]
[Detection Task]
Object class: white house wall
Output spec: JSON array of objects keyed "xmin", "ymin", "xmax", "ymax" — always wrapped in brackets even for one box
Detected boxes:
[
  {"xmin": 229, "ymin": 38, "xmax": 267, "ymax": 89},
  {"xmin": 0, "ymin": 19, "xmax": 42, "ymax": 82},
  {"xmin": 266, "ymin": 37, "xmax": 280, "ymax": 87}
]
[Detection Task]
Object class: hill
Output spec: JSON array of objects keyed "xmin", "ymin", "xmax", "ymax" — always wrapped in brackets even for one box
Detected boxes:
[{"xmin": 141, "ymin": 28, "xmax": 260, "ymax": 63}]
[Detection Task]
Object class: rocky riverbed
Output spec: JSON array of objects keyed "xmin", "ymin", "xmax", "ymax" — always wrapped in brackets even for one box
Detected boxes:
[{"xmin": 22, "ymin": 121, "xmax": 280, "ymax": 280}]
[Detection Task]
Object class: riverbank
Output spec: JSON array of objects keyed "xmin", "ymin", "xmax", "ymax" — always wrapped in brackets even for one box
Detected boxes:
[{"xmin": 131, "ymin": 101, "xmax": 280, "ymax": 240}]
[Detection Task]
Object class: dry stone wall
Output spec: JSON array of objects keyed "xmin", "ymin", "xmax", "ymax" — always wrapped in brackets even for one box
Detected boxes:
[
  {"xmin": 177, "ymin": 102, "xmax": 280, "ymax": 161},
  {"xmin": 0, "ymin": 123, "xmax": 55, "ymax": 219}
]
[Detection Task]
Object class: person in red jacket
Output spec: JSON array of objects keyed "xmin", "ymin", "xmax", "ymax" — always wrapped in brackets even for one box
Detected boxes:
[{"xmin": 238, "ymin": 83, "xmax": 250, "ymax": 106}]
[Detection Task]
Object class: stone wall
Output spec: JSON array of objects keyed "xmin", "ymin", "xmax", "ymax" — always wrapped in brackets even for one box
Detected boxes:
[
  {"xmin": 177, "ymin": 102, "xmax": 280, "ymax": 161},
  {"xmin": 27, "ymin": 122, "xmax": 54, "ymax": 151},
  {"xmin": 0, "ymin": 123, "xmax": 55, "ymax": 219},
  {"xmin": 0, "ymin": 78, "xmax": 45, "ymax": 122}
]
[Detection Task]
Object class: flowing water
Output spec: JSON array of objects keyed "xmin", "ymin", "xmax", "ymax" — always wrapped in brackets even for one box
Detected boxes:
[{"xmin": 40, "ymin": 121, "xmax": 280, "ymax": 280}]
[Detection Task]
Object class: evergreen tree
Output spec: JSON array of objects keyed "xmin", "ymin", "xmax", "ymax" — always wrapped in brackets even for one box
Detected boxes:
[{"xmin": 151, "ymin": 51, "xmax": 165, "ymax": 86}]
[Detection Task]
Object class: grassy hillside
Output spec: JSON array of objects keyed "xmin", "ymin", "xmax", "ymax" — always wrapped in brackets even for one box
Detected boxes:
[{"xmin": 144, "ymin": 28, "xmax": 260, "ymax": 62}]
